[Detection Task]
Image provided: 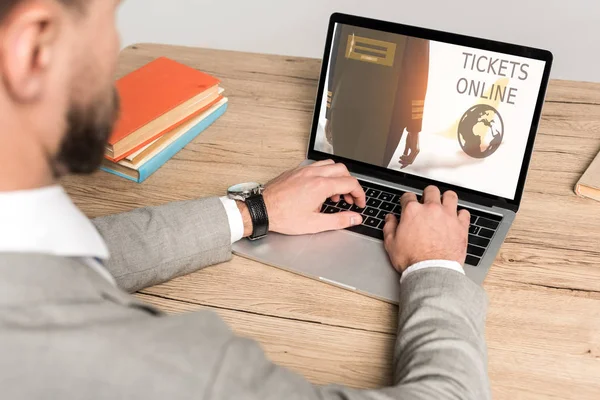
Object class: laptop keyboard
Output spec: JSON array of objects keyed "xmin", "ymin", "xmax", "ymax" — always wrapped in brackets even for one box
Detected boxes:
[{"xmin": 319, "ymin": 179, "xmax": 502, "ymax": 267}]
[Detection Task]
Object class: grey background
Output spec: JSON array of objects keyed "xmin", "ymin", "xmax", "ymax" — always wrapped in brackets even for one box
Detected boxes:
[{"xmin": 117, "ymin": 0, "xmax": 598, "ymax": 82}]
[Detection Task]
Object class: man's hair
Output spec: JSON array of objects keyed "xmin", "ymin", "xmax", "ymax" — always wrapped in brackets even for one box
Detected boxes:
[{"xmin": 0, "ymin": 0, "xmax": 81, "ymax": 23}]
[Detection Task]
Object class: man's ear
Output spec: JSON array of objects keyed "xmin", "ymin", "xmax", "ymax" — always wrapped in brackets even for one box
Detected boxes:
[{"xmin": 0, "ymin": 1, "xmax": 60, "ymax": 103}]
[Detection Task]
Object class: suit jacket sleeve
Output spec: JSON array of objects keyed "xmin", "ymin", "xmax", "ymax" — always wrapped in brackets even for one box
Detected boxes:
[
  {"xmin": 92, "ymin": 197, "xmax": 232, "ymax": 293},
  {"xmin": 402, "ymin": 38, "xmax": 430, "ymax": 133},
  {"xmin": 207, "ymin": 268, "xmax": 490, "ymax": 400}
]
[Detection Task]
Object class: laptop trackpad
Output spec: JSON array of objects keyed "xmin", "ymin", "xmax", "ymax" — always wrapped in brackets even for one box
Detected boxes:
[{"xmin": 233, "ymin": 230, "xmax": 401, "ymax": 303}]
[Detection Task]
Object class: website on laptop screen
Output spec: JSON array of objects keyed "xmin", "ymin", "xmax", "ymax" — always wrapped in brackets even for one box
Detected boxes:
[{"xmin": 314, "ymin": 23, "xmax": 547, "ymax": 200}]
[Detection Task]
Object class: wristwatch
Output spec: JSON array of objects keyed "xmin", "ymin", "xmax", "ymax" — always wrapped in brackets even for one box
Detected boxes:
[{"xmin": 227, "ymin": 182, "xmax": 269, "ymax": 241}]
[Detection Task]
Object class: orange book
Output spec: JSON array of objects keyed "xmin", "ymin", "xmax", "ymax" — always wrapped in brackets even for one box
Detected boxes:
[
  {"xmin": 120, "ymin": 95, "xmax": 225, "ymax": 168},
  {"xmin": 106, "ymin": 57, "xmax": 220, "ymax": 162}
]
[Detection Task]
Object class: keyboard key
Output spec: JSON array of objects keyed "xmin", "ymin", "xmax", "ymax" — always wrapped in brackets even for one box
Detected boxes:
[
  {"xmin": 465, "ymin": 255, "xmax": 481, "ymax": 267},
  {"xmin": 469, "ymin": 235, "xmax": 490, "ymax": 248},
  {"xmin": 337, "ymin": 200, "xmax": 351, "ymax": 210},
  {"xmin": 479, "ymin": 227, "xmax": 494, "ymax": 238},
  {"xmin": 323, "ymin": 206, "xmax": 340, "ymax": 214},
  {"xmin": 393, "ymin": 205, "xmax": 402, "ymax": 214},
  {"xmin": 469, "ymin": 225, "xmax": 481, "ymax": 235},
  {"xmin": 480, "ymin": 212, "xmax": 503, "ymax": 222},
  {"xmin": 350, "ymin": 204, "xmax": 365, "ymax": 213},
  {"xmin": 380, "ymin": 202, "xmax": 395, "ymax": 212},
  {"xmin": 366, "ymin": 198, "xmax": 382, "ymax": 208},
  {"xmin": 377, "ymin": 210, "xmax": 391, "ymax": 220},
  {"xmin": 363, "ymin": 207, "xmax": 379, "ymax": 217},
  {"xmin": 378, "ymin": 192, "xmax": 394, "ymax": 202},
  {"xmin": 346, "ymin": 223, "xmax": 383, "ymax": 240},
  {"xmin": 365, "ymin": 189, "xmax": 381, "ymax": 198},
  {"xmin": 378, "ymin": 219, "xmax": 387, "ymax": 229},
  {"xmin": 391, "ymin": 195, "xmax": 402, "ymax": 203},
  {"xmin": 470, "ymin": 214, "xmax": 478, "ymax": 224},
  {"xmin": 325, "ymin": 198, "xmax": 337, "ymax": 206},
  {"xmin": 364, "ymin": 217, "xmax": 381, "ymax": 228},
  {"xmin": 467, "ymin": 244, "xmax": 485, "ymax": 257},
  {"xmin": 477, "ymin": 217, "xmax": 499, "ymax": 230},
  {"xmin": 320, "ymin": 204, "xmax": 327, "ymax": 213}
]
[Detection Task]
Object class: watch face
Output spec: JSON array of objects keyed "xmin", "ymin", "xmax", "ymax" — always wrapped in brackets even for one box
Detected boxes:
[{"xmin": 228, "ymin": 182, "xmax": 263, "ymax": 200}]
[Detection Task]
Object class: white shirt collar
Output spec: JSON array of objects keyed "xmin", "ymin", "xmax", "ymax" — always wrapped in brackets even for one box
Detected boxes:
[{"xmin": 0, "ymin": 185, "xmax": 109, "ymax": 260}]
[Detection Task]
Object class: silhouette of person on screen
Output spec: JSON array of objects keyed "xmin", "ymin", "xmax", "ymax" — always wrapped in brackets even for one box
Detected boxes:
[{"xmin": 324, "ymin": 25, "xmax": 429, "ymax": 168}]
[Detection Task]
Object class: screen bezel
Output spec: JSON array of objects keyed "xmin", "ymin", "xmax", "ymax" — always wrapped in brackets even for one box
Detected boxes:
[{"xmin": 307, "ymin": 13, "xmax": 554, "ymax": 212}]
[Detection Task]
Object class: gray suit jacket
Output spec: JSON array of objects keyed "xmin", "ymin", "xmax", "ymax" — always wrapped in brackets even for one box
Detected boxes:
[{"xmin": 0, "ymin": 197, "xmax": 490, "ymax": 399}]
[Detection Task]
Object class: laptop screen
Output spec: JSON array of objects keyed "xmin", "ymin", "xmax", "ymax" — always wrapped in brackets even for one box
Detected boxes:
[{"xmin": 313, "ymin": 22, "xmax": 548, "ymax": 200}]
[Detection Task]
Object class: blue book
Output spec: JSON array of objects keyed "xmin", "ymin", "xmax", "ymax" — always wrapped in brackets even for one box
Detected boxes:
[{"xmin": 101, "ymin": 101, "xmax": 228, "ymax": 183}]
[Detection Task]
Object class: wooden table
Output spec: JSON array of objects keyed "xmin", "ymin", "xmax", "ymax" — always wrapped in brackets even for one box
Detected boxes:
[{"xmin": 62, "ymin": 44, "xmax": 600, "ymax": 399}]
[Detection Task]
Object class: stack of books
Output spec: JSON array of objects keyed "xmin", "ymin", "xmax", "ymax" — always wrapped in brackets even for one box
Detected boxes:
[{"xmin": 102, "ymin": 57, "xmax": 228, "ymax": 182}]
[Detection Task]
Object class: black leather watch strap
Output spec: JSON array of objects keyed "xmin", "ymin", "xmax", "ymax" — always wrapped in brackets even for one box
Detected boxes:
[{"xmin": 246, "ymin": 194, "xmax": 269, "ymax": 240}]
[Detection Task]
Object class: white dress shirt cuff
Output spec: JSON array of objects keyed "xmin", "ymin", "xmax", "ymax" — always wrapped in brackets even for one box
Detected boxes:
[
  {"xmin": 400, "ymin": 260, "xmax": 465, "ymax": 284},
  {"xmin": 219, "ymin": 197, "xmax": 244, "ymax": 244}
]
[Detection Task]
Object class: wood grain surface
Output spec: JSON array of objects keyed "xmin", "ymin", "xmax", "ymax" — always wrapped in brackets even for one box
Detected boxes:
[{"xmin": 61, "ymin": 44, "xmax": 600, "ymax": 399}]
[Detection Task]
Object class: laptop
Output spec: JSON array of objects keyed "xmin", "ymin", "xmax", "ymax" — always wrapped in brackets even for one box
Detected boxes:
[{"xmin": 233, "ymin": 13, "xmax": 553, "ymax": 303}]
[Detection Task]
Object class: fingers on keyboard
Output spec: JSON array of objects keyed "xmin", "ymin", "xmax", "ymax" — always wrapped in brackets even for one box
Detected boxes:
[{"xmin": 325, "ymin": 180, "xmax": 502, "ymax": 268}]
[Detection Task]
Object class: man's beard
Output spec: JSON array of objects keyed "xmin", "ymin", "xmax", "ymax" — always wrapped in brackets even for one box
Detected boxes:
[{"xmin": 53, "ymin": 88, "xmax": 120, "ymax": 176}]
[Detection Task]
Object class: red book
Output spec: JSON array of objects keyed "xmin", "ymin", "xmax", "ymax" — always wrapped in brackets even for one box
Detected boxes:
[{"xmin": 106, "ymin": 57, "xmax": 220, "ymax": 162}]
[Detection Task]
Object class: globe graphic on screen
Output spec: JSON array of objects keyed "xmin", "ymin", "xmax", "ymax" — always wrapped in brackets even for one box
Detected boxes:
[{"xmin": 457, "ymin": 105, "xmax": 504, "ymax": 158}]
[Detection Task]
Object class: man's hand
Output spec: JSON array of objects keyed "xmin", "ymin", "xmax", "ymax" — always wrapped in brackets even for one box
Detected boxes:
[
  {"xmin": 399, "ymin": 131, "xmax": 420, "ymax": 169},
  {"xmin": 238, "ymin": 160, "xmax": 366, "ymax": 237},
  {"xmin": 383, "ymin": 186, "xmax": 470, "ymax": 272}
]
